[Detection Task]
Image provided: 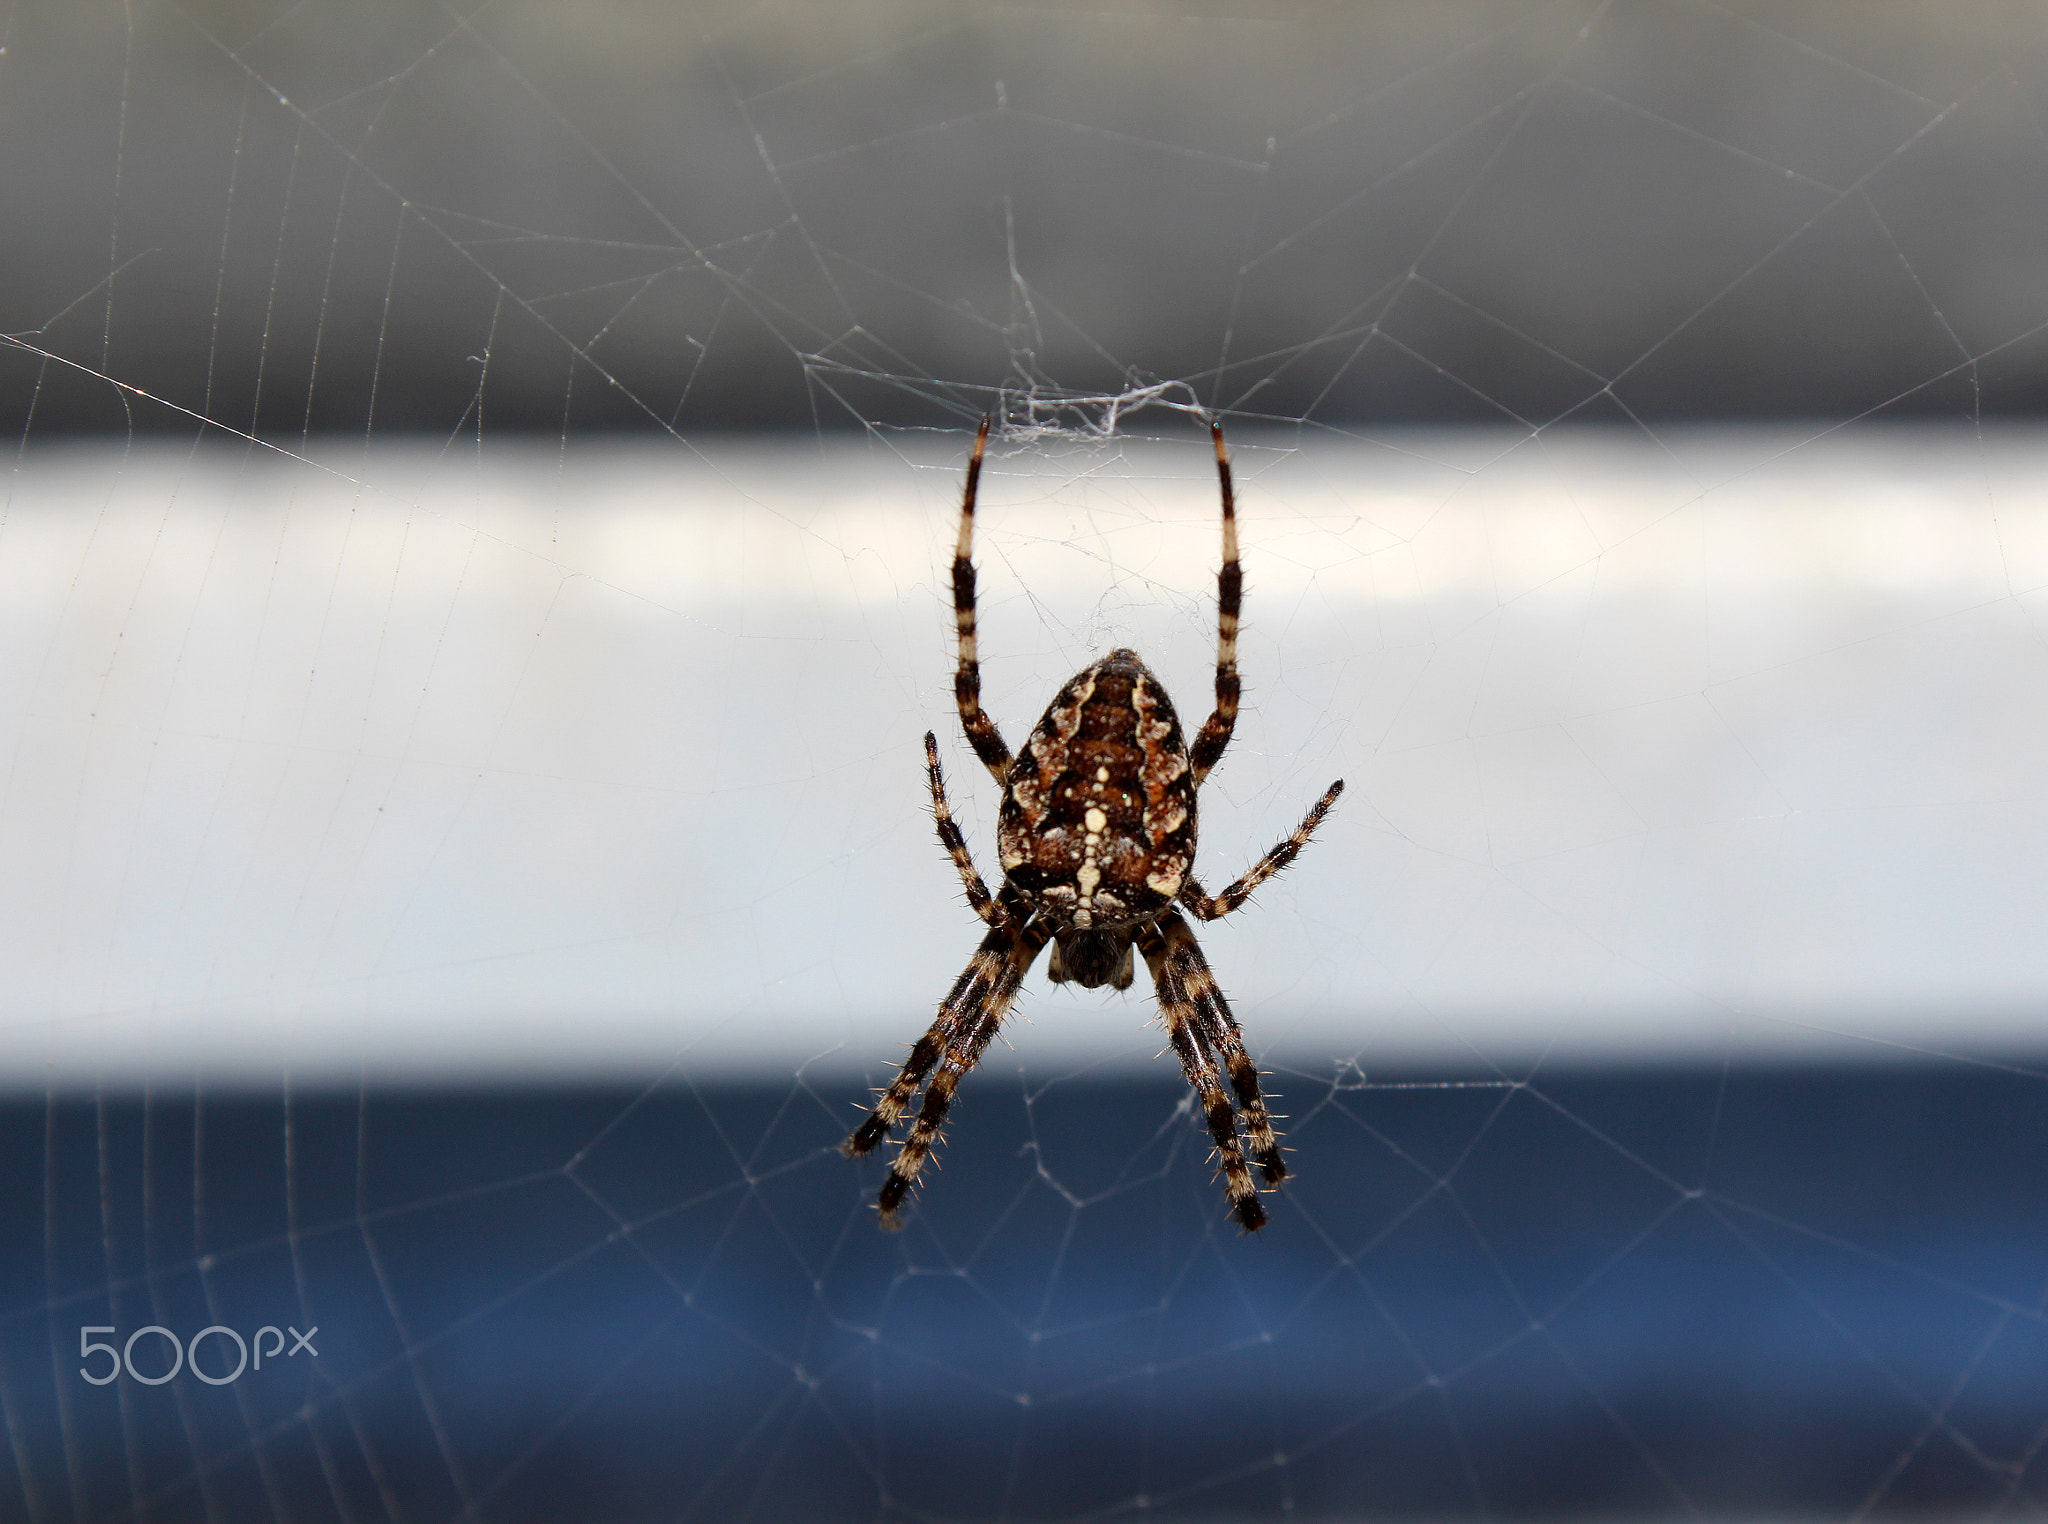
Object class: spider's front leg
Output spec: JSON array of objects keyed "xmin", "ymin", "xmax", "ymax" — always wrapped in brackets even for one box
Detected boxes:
[
  {"xmin": 857, "ymin": 730, "xmax": 1020, "ymax": 1157},
  {"xmin": 1138, "ymin": 911, "xmax": 1277, "ymax": 1231},
  {"xmin": 844, "ymin": 920, "xmax": 1049, "ymax": 1229}
]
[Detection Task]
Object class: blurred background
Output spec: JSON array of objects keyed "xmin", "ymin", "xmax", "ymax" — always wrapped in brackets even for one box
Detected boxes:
[{"xmin": 6, "ymin": 2, "xmax": 2048, "ymax": 1521}]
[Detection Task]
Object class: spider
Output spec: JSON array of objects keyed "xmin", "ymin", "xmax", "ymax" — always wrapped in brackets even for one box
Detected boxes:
[{"xmin": 844, "ymin": 418, "xmax": 1343, "ymax": 1232}]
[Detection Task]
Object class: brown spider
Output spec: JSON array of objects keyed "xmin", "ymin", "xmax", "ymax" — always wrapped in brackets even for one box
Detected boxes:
[{"xmin": 844, "ymin": 419, "xmax": 1343, "ymax": 1232}]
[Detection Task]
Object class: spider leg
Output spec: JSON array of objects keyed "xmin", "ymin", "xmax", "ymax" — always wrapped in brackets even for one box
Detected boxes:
[
  {"xmin": 925, "ymin": 730, "xmax": 1008, "ymax": 930},
  {"xmin": 843, "ymin": 922, "xmax": 1012, "ymax": 1162},
  {"xmin": 1155, "ymin": 909, "xmax": 1287, "ymax": 1186},
  {"xmin": 1179, "ymin": 778, "xmax": 1344, "ymax": 922},
  {"xmin": 951, "ymin": 417, "xmax": 1014, "ymax": 783},
  {"xmin": 872, "ymin": 922, "xmax": 1049, "ymax": 1230},
  {"xmin": 1138, "ymin": 913, "xmax": 1267, "ymax": 1231},
  {"xmin": 1186, "ymin": 423, "xmax": 1241, "ymax": 786}
]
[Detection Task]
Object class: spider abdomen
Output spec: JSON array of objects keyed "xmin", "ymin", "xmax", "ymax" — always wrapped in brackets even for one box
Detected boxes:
[{"xmin": 997, "ymin": 647, "xmax": 1197, "ymax": 931}]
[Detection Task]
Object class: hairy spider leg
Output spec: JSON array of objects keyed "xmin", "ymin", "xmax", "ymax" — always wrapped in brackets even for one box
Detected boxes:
[
  {"xmin": 952, "ymin": 417, "xmax": 1013, "ymax": 783},
  {"xmin": 1139, "ymin": 915, "xmax": 1267, "ymax": 1232},
  {"xmin": 1154, "ymin": 909, "xmax": 1286, "ymax": 1186},
  {"xmin": 924, "ymin": 730, "xmax": 1010, "ymax": 931},
  {"xmin": 1179, "ymin": 778, "xmax": 1345, "ymax": 922},
  {"xmin": 844, "ymin": 922, "xmax": 1010, "ymax": 1161},
  {"xmin": 1186, "ymin": 423, "xmax": 1242, "ymax": 786},
  {"xmin": 871, "ymin": 923, "xmax": 1050, "ymax": 1229},
  {"xmin": 844, "ymin": 734, "xmax": 1029, "ymax": 1164}
]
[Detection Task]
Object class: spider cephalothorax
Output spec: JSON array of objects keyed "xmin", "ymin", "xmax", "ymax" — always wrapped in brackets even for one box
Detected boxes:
[{"xmin": 845, "ymin": 419, "xmax": 1343, "ymax": 1233}]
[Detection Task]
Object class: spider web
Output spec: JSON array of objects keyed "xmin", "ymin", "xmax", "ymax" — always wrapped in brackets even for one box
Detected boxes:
[{"xmin": 7, "ymin": 2, "xmax": 2048, "ymax": 1520}]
